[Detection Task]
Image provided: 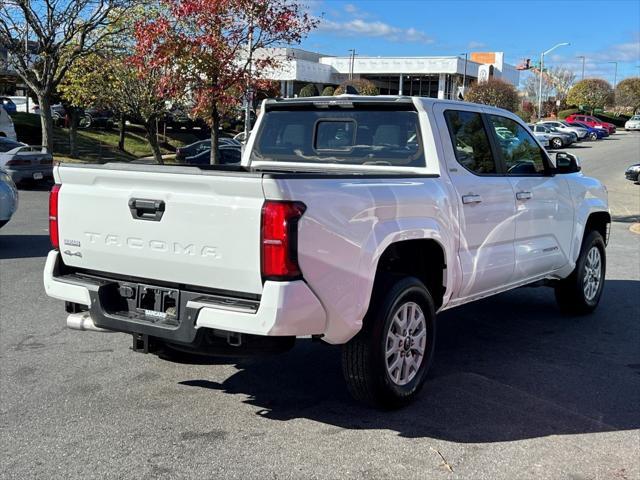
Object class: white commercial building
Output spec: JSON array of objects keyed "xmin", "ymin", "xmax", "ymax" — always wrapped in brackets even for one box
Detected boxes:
[{"xmin": 260, "ymin": 48, "xmax": 520, "ymax": 100}]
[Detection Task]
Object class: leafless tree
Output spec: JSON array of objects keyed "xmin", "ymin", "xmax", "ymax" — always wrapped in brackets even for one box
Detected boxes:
[
  {"xmin": 0, "ymin": 0, "xmax": 135, "ymax": 152},
  {"xmin": 548, "ymin": 67, "xmax": 576, "ymax": 102}
]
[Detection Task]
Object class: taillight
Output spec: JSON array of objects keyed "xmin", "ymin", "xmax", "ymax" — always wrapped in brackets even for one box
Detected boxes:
[
  {"xmin": 49, "ymin": 184, "xmax": 61, "ymax": 249},
  {"xmin": 261, "ymin": 201, "xmax": 306, "ymax": 280},
  {"xmin": 5, "ymin": 159, "xmax": 31, "ymax": 166}
]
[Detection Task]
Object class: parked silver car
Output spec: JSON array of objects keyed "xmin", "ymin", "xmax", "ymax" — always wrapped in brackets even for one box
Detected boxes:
[
  {"xmin": 0, "ymin": 138, "xmax": 53, "ymax": 184},
  {"xmin": 538, "ymin": 121, "xmax": 587, "ymax": 140},
  {"xmin": 529, "ymin": 124, "xmax": 572, "ymax": 149},
  {"xmin": 0, "ymin": 167, "xmax": 18, "ymax": 228}
]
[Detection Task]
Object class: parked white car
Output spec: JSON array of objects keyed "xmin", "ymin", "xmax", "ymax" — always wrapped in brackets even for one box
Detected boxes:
[
  {"xmin": 624, "ymin": 115, "xmax": 640, "ymax": 131},
  {"xmin": 44, "ymin": 96, "xmax": 610, "ymax": 408},
  {"xmin": 538, "ymin": 120, "xmax": 588, "ymax": 140},
  {"xmin": 0, "ymin": 138, "xmax": 53, "ymax": 184},
  {"xmin": 0, "ymin": 167, "xmax": 18, "ymax": 228},
  {"xmin": 0, "ymin": 106, "xmax": 17, "ymax": 141},
  {"xmin": 6, "ymin": 96, "xmax": 37, "ymax": 114}
]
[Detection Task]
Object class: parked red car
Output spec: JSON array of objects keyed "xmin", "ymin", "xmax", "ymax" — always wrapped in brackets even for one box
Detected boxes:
[{"xmin": 565, "ymin": 114, "xmax": 616, "ymax": 134}]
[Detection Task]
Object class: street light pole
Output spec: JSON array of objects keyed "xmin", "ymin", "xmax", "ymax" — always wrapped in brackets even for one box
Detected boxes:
[
  {"xmin": 538, "ymin": 42, "xmax": 570, "ymax": 120},
  {"xmin": 577, "ymin": 55, "xmax": 585, "ymax": 80}
]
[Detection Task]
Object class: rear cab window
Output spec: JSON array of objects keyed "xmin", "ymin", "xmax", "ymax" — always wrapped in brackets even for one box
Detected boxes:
[{"xmin": 250, "ymin": 103, "xmax": 425, "ymax": 170}]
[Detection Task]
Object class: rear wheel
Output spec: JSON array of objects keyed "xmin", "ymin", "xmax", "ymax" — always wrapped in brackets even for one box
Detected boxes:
[
  {"xmin": 342, "ymin": 276, "xmax": 436, "ymax": 409},
  {"xmin": 589, "ymin": 132, "xmax": 598, "ymax": 141},
  {"xmin": 555, "ymin": 230, "xmax": 606, "ymax": 314},
  {"xmin": 551, "ymin": 137, "xmax": 563, "ymax": 149}
]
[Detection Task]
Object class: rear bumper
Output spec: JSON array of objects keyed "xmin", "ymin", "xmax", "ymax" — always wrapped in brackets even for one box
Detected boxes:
[
  {"xmin": 6, "ymin": 166, "xmax": 53, "ymax": 183},
  {"xmin": 43, "ymin": 250, "xmax": 327, "ymax": 342}
]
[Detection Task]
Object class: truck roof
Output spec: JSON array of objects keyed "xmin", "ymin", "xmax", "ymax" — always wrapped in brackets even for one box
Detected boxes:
[{"xmin": 264, "ymin": 95, "xmax": 508, "ymax": 113}]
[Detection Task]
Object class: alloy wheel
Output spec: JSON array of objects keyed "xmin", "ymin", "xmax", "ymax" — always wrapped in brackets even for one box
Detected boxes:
[{"xmin": 385, "ymin": 301, "xmax": 427, "ymax": 386}]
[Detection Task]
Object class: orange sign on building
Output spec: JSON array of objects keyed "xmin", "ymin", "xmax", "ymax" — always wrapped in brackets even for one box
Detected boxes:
[{"xmin": 470, "ymin": 52, "xmax": 496, "ymax": 65}]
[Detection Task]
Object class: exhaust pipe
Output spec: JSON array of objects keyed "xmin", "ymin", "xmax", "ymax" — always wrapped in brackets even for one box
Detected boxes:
[{"xmin": 67, "ymin": 311, "xmax": 113, "ymax": 333}]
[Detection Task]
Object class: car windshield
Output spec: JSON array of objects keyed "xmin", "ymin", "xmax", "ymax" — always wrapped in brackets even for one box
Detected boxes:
[
  {"xmin": 631, "ymin": 115, "xmax": 640, "ymax": 121},
  {"xmin": 251, "ymin": 107, "xmax": 424, "ymax": 168}
]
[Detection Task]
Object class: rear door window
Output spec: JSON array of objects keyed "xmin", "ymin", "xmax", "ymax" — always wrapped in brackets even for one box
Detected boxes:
[
  {"xmin": 443, "ymin": 110, "xmax": 497, "ymax": 174},
  {"xmin": 251, "ymin": 108, "xmax": 424, "ymax": 167}
]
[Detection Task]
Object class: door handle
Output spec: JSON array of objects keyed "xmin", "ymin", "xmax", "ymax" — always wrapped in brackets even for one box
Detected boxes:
[
  {"xmin": 462, "ymin": 194, "xmax": 482, "ymax": 204},
  {"xmin": 516, "ymin": 191, "xmax": 533, "ymax": 201},
  {"xmin": 128, "ymin": 198, "xmax": 166, "ymax": 221}
]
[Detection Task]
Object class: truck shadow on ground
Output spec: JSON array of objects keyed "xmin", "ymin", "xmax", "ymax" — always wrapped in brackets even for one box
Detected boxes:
[
  {"xmin": 180, "ymin": 279, "xmax": 640, "ymax": 443},
  {"xmin": 0, "ymin": 234, "xmax": 50, "ymax": 259}
]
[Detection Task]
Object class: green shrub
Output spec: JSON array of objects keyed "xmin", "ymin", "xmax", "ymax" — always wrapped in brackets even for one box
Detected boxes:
[
  {"xmin": 334, "ymin": 79, "xmax": 379, "ymax": 96},
  {"xmin": 298, "ymin": 83, "xmax": 319, "ymax": 97},
  {"xmin": 558, "ymin": 108, "xmax": 580, "ymax": 119},
  {"xmin": 594, "ymin": 112, "xmax": 631, "ymax": 127},
  {"xmin": 321, "ymin": 86, "xmax": 335, "ymax": 96}
]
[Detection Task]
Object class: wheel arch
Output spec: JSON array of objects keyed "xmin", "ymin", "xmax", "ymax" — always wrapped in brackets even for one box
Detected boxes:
[
  {"xmin": 371, "ymin": 238, "xmax": 448, "ymax": 311},
  {"xmin": 571, "ymin": 208, "xmax": 611, "ymax": 264}
]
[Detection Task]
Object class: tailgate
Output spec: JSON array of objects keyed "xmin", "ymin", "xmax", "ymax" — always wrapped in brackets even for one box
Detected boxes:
[{"xmin": 56, "ymin": 164, "xmax": 265, "ymax": 294}]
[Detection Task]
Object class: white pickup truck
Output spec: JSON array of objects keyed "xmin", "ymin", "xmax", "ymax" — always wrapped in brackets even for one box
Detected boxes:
[{"xmin": 44, "ymin": 96, "xmax": 610, "ymax": 408}]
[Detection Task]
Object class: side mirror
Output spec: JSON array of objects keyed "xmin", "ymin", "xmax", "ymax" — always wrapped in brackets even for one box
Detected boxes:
[{"xmin": 555, "ymin": 152, "xmax": 581, "ymax": 174}]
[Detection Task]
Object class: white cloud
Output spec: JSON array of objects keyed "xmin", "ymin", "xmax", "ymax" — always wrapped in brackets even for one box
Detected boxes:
[
  {"xmin": 318, "ymin": 18, "xmax": 433, "ymax": 44},
  {"xmin": 468, "ymin": 41, "xmax": 485, "ymax": 49},
  {"xmin": 344, "ymin": 3, "xmax": 358, "ymax": 14}
]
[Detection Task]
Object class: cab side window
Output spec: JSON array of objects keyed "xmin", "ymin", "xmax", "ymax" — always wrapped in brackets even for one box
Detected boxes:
[
  {"xmin": 444, "ymin": 110, "xmax": 497, "ymax": 174},
  {"xmin": 488, "ymin": 115, "xmax": 547, "ymax": 175}
]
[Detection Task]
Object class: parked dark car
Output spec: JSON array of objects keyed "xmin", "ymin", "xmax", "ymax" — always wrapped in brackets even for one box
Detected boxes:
[
  {"xmin": 625, "ymin": 164, "xmax": 640, "ymax": 183},
  {"xmin": 164, "ymin": 106, "xmax": 209, "ymax": 132},
  {"xmin": 178, "ymin": 144, "xmax": 242, "ymax": 165},
  {"xmin": 175, "ymin": 138, "xmax": 242, "ymax": 162},
  {"xmin": 80, "ymin": 108, "xmax": 114, "ymax": 129},
  {"xmin": 566, "ymin": 121, "xmax": 605, "ymax": 140},
  {"xmin": 0, "ymin": 97, "xmax": 17, "ymax": 115}
]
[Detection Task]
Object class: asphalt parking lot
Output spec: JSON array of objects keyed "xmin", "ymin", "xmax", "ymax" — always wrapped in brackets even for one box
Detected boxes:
[{"xmin": 1, "ymin": 132, "xmax": 639, "ymax": 480}]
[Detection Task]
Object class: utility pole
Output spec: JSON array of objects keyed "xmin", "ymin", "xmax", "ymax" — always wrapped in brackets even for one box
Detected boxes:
[
  {"xmin": 348, "ymin": 49, "xmax": 356, "ymax": 80},
  {"xmin": 608, "ymin": 61, "xmax": 618, "ymax": 89},
  {"xmin": 538, "ymin": 42, "xmax": 570, "ymax": 120},
  {"xmin": 577, "ymin": 55, "xmax": 585, "ymax": 80},
  {"xmin": 460, "ymin": 52, "xmax": 468, "ymax": 99}
]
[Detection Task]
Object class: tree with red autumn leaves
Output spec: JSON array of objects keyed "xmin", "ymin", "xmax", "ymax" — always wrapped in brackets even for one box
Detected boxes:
[{"xmin": 134, "ymin": 0, "xmax": 317, "ymax": 164}]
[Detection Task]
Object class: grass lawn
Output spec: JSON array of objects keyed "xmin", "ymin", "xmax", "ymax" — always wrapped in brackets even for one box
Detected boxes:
[{"xmin": 12, "ymin": 113, "xmax": 203, "ymax": 163}]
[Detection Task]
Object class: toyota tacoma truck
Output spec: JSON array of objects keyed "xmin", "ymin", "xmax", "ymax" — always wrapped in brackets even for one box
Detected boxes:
[{"xmin": 44, "ymin": 96, "xmax": 610, "ymax": 408}]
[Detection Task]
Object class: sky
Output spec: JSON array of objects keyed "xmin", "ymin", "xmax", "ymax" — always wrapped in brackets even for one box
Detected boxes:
[{"xmin": 299, "ymin": 0, "xmax": 640, "ymax": 86}]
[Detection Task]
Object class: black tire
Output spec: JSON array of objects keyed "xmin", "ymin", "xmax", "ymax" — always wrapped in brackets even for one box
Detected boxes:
[
  {"xmin": 0, "ymin": 219, "xmax": 7, "ymax": 229},
  {"xmin": 551, "ymin": 137, "xmax": 563, "ymax": 149},
  {"xmin": 589, "ymin": 132, "xmax": 598, "ymax": 141},
  {"xmin": 79, "ymin": 114, "xmax": 92, "ymax": 129},
  {"xmin": 342, "ymin": 276, "xmax": 437, "ymax": 409},
  {"xmin": 555, "ymin": 230, "xmax": 606, "ymax": 314}
]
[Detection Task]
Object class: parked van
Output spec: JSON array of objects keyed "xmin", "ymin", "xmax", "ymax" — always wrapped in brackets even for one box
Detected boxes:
[{"xmin": 0, "ymin": 106, "xmax": 17, "ymax": 141}]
